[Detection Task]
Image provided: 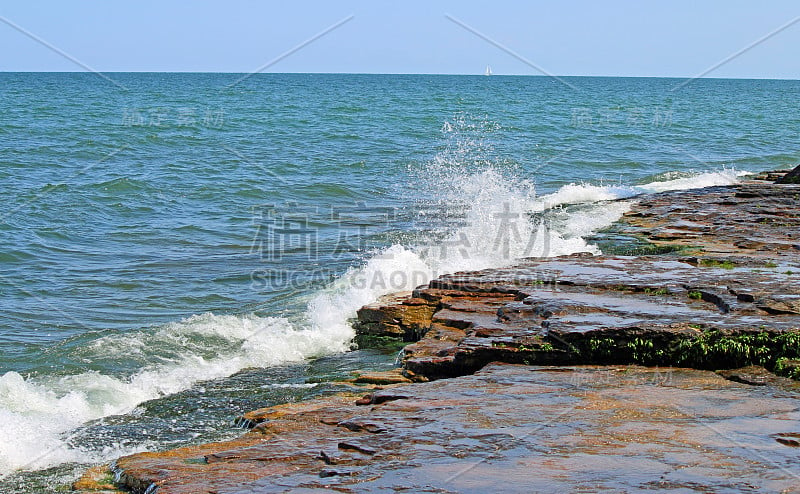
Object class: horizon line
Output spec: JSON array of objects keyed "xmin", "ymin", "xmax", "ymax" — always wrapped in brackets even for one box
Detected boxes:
[{"xmin": 0, "ymin": 70, "xmax": 798, "ymax": 81}]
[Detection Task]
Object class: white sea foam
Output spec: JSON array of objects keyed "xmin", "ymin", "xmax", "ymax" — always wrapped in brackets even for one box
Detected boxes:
[
  {"xmin": 0, "ymin": 253, "xmax": 436, "ymax": 474},
  {"xmin": 636, "ymin": 168, "xmax": 750, "ymax": 193},
  {"xmin": 537, "ymin": 183, "xmax": 638, "ymax": 207},
  {"xmin": 0, "ymin": 371, "xmax": 152, "ymax": 474},
  {"xmin": 537, "ymin": 169, "xmax": 750, "ymax": 207},
  {"xmin": 0, "ymin": 146, "xmax": 750, "ymax": 476},
  {"xmin": 0, "ymin": 313, "xmax": 351, "ymax": 474}
]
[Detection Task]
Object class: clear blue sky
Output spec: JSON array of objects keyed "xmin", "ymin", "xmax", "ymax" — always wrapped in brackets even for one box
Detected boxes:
[{"xmin": 1, "ymin": 1, "xmax": 798, "ymax": 78}]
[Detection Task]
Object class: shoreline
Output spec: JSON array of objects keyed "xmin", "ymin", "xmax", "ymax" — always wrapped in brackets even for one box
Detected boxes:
[{"xmin": 74, "ymin": 171, "xmax": 800, "ymax": 493}]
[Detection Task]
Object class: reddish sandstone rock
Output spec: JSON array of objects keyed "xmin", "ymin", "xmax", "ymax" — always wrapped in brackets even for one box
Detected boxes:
[
  {"xmin": 350, "ymin": 369, "xmax": 413, "ymax": 385},
  {"xmin": 71, "ymin": 464, "xmax": 125, "ymax": 493},
  {"xmin": 619, "ymin": 183, "xmax": 800, "ymax": 259},
  {"xmin": 104, "ymin": 364, "xmax": 800, "ymax": 493},
  {"xmin": 354, "ymin": 292, "xmax": 437, "ymax": 340},
  {"xmin": 358, "ymin": 254, "xmax": 800, "ymax": 379},
  {"xmin": 354, "ymin": 183, "xmax": 800, "ymax": 380}
]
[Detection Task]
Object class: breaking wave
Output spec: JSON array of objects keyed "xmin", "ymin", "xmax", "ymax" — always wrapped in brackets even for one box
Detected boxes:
[{"xmin": 0, "ymin": 124, "xmax": 750, "ymax": 475}]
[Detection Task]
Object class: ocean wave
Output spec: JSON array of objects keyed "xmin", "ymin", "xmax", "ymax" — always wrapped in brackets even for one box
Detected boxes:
[
  {"xmin": 0, "ymin": 133, "xmax": 751, "ymax": 475},
  {"xmin": 539, "ymin": 168, "xmax": 748, "ymax": 206},
  {"xmin": 636, "ymin": 168, "xmax": 749, "ymax": 193},
  {"xmin": 0, "ymin": 313, "xmax": 352, "ymax": 473}
]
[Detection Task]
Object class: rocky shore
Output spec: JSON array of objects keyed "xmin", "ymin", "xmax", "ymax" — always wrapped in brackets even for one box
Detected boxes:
[{"xmin": 74, "ymin": 171, "xmax": 800, "ymax": 493}]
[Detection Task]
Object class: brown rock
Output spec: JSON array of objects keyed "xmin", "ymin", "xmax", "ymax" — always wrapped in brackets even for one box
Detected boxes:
[
  {"xmin": 351, "ymin": 369, "xmax": 412, "ymax": 385},
  {"xmin": 774, "ymin": 433, "xmax": 800, "ymax": 447},
  {"xmin": 351, "ymin": 183, "xmax": 800, "ymax": 380},
  {"xmin": 716, "ymin": 366, "xmax": 800, "ymax": 390},
  {"xmin": 775, "ymin": 164, "xmax": 800, "ymax": 184},
  {"xmin": 103, "ymin": 364, "xmax": 800, "ymax": 492},
  {"xmin": 618, "ymin": 183, "xmax": 800, "ymax": 260},
  {"xmin": 71, "ymin": 464, "xmax": 124, "ymax": 493},
  {"xmin": 354, "ymin": 394, "xmax": 373, "ymax": 406},
  {"xmin": 353, "ymin": 292, "xmax": 437, "ymax": 340}
]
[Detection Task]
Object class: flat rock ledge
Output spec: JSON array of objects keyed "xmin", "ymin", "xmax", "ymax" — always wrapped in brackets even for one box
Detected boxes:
[
  {"xmin": 357, "ymin": 253, "xmax": 800, "ymax": 380},
  {"xmin": 75, "ymin": 364, "xmax": 800, "ymax": 493},
  {"xmin": 356, "ymin": 182, "xmax": 800, "ymax": 380},
  {"xmin": 75, "ymin": 180, "xmax": 800, "ymax": 493}
]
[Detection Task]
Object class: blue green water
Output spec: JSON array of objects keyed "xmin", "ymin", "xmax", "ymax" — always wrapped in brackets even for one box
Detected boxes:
[{"xmin": 1, "ymin": 73, "xmax": 798, "ymax": 490}]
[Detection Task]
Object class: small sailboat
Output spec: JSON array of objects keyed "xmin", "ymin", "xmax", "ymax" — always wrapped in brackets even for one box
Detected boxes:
[{"xmin": 484, "ymin": 65, "xmax": 493, "ymax": 76}]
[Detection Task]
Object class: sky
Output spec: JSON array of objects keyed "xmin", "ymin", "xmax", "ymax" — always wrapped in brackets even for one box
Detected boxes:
[{"xmin": 1, "ymin": 1, "xmax": 799, "ymax": 78}]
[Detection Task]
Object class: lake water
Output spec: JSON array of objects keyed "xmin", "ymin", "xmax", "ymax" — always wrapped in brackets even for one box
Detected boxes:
[{"xmin": 1, "ymin": 73, "xmax": 798, "ymax": 491}]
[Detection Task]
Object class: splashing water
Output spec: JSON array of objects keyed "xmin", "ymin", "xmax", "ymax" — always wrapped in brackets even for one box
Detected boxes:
[{"xmin": 0, "ymin": 114, "xmax": 751, "ymax": 476}]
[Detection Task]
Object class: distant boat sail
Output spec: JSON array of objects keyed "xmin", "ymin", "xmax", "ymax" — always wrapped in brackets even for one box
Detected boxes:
[{"xmin": 485, "ymin": 65, "xmax": 493, "ymax": 76}]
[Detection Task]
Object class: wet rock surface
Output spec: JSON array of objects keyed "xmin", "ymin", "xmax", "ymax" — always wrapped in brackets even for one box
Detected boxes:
[
  {"xmin": 75, "ymin": 182, "xmax": 800, "ymax": 493},
  {"xmin": 775, "ymin": 164, "xmax": 800, "ymax": 184},
  {"xmin": 355, "ymin": 182, "xmax": 800, "ymax": 380},
  {"xmin": 617, "ymin": 182, "xmax": 800, "ymax": 260},
  {"xmin": 389, "ymin": 253, "xmax": 800, "ymax": 379},
  {"xmin": 78, "ymin": 364, "xmax": 800, "ymax": 493}
]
